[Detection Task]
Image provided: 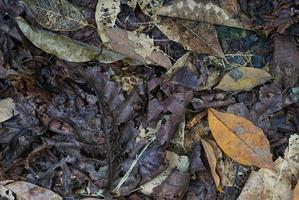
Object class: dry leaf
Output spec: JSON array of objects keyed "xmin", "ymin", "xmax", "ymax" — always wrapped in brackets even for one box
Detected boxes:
[
  {"xmin": 201, "ymin": 138, "xmax": 221, "ymax": 189},
  {"xmin": 156, "ymin": 17, "xmax": 224, "ymax": 57},
  {"xmin": 170, "ymin": 119, "xmax": 186, "ymax": 151},
  {"xmin": 216, "ymin": 67, "xmax": 272, "ymax": 92},
  {"xmin": 98, "ymin": 26, "xmax": 172, "ymax": 68},
  {"xmin": 95, "ymin": 0, "xmax": 120, "ymax": 27},
  {"xmin": 0, "ymin": 98, "xmax": 17, "ymax": 123},
  {"xmin": 238, "ymin": 134, "xmax": 299, "ymax": 200},
  {"xmin": 0, "ymin": 180, "xmax": 62, "ymax": 200},
  {"xmin": 208, "ymin": 108, "xmax": 274, "ymax": 169},
  {"xmin": 138, "ymin": 0, "xmax": 164, "ymax": 16},
  {"xmin": 157, "ymin": 0, "xmax": 252, "ymax": 29},
  {"xmin": 294, "ymin": 179, "xmax": 299, "ymax": 200},
  {"xmin": 16, "ymin": 17, "xmax": 124, "ymax": 63},
  {"xmin": 22, "ymin": 0, "xmax": 88, "ymax": 31},
  {"xmin": 140, "ymin": 151, "xmax": 189, "ymax": 195}
]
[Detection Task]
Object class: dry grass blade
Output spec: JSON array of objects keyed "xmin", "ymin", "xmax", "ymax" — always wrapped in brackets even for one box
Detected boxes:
[{"xmin": 22, "ymin": 0, "xmax": 88, "ymax": 31}]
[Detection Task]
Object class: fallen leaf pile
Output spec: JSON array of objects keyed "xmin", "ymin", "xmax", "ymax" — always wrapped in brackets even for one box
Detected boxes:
[{"xmin": 0, "ymin": 0, "xmax": 298, "ymax": 199}]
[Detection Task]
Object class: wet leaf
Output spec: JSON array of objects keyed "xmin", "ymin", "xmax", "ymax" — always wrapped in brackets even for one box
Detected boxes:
[
  {"xmin": 140, "ymin": 151, "xmax": 189, "ymax": 195},
  {"xmin": 21, "ymin": 0, "xmax": 88, "ymax": 31},
  {"xmin": 216, "ymin": 67, "xmax": 272, "ymax": 92},
  {"xmin": 0, "ymin": 98, "xmax": 17, "ymax": 123},
  {"xmin": 16, "ymin": 17, "xmax": 124, "ymax": 63},
  {"xmin": 208, "ymin": 108, "xmax": 274, "ymax": 169},
  {"xmin": 95, "ymin": 0, "xmax": 120, "ymax": 27},
  {"xmin": 239, "ymin": 134, "xmax": 299, "ymax": 200},
  {"xmin": 201, "ymin": 138, "xmax": 221, "ymax": 189},
  {"xmin": 156, "ymin": 17, "xmax": 224, "ymax": 57},
  {"xmin": 98, "ymin": 26, "xmax": 172, "ymax": 68},
  {"xmin": 0, "ymin": 180, "xmax": 62, "ymax": 200},
  {"xmin": 157, "ymin": 0, "xmax": 252, "ymax": 29}
]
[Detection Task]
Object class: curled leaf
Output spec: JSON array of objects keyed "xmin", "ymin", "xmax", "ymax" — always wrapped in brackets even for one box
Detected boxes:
[
  {"xmin": 208, "ymin": 108, "xmax": 274, "ymax": 170},
  {"xmin": 216, "ymin": 67, "xmax": 272, "ymax": 92},
  {"xmin": 22, "ymin": 0, "xmax": 88, "ymax": 31},
  {"xmin": 16, "ymin": 17, "xmax": 124, "ymax": 63}
]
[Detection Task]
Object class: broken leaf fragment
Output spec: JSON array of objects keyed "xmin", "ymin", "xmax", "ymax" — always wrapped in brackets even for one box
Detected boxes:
[
  {"xmin": 0, "ymin": 180, "xmax": 62, "ymax": 200},
  {"xmin": 157, "ymin": 0, "xmax": 253, "ymax": 29},
  {"xmin": 0, "ymin": 98, "xmax": 17, "ymax": 123},
  {"xmin": 138, "ymin": 0, "xmax": 164, "ymax": 17},
  {"xmin": 21, "ymin": 0, "xmax": 88, "ymax": 31},
  {"xmin": 95, "ymin": 0, "xmax": 120, "ymax": 27},
  {"xmin": 216, "ymin": 67, "xmax": 272, "ymax": 92},
  {"xmin": 16, "ymin": 17, "xmax": 124, "ymax": 63},
  {"xmin": 208, "ymin": 108, "xmax": 274, "ymax": 169},
  {"xmin": 156, "ymin": 17, "xmax": 224, "ymax": 57}
]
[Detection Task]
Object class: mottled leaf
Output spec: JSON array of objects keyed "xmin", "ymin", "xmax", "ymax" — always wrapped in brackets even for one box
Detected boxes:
[
  {"xmin": 138, "ymin": 0, "xmax": 164, "ymax": 16},
  {"xmin": 0, "ymin": 98, "xmax": 17, "ymax": 123},
  {"xmin": 208, "ymin": 108, "xmax": 274, "ymax": 169},
  {"xmin": 216, "ymin": 67, "xmax": 272, "ymax": 92},
  {"xmin": 21, "ymin": 0, "xmax": 88, "ymax": 31},
  {"xmin": 0, "ymin": 180, "xmax": 62, "ymax": 200},
  {"xmin": 16, "ymin": 17, "xmax": 124, "ymax": 63},
  {"xmin": 156, "ymin": 17, "xmax": 224, "ymax": 57},
  {"xmin": 157, "ymin": 0, "xmax": 252, "ymax": 29},
  {"xmin": 98, "ymin": 26, "xmax": 172, "ymax": 68},
  {"xmin": 95, "ymin": 0, "xmax": 120, "ymax": 27}
]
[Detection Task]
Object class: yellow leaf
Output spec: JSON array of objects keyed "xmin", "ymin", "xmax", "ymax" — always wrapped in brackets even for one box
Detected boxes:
[
  {"xmin": 208, "ymin": 108, "xmax": 274, "ymax": 169},
  {"xmin": 216, "ymin": 67, "xmax": 272, "ymax": 92}
]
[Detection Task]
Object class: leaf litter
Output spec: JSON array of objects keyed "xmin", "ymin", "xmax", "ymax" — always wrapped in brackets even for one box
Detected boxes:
[{"xmin": 0, "ymin": 0, "xmax": 298, "ymax": 199}]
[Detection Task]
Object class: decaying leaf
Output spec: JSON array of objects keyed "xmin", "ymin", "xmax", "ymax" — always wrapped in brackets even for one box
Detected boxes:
[
  {"xmin": 0, "ymin": 180, "xmax": 62, "ymax": 200},
  {"xmin": 208, "ymin": 108, "xmax": 274, "ymax": 169},
  {"xmin": 138, "ymin": 0, "xmax": 164, "ymax": 16},
  {"xmin": 238, "ymin": 134, "xmax": 299, "ymax": 200},
  {"xmin": 0, "ymin": 98, "xmax": 17, "ymax": 123},
  {"xmin": 216, "ymin": 67, "xmax": 272, "ymax": 92},
  {"xmin": 16, "ymin": 17, "xmax": 124, "ymax": 63},
  {"xmin": 156, "ymin": 17, "xmax": 224, "ymax": 57},
  {"xmin": 170, "ymin": 119, "xmax": 186, "ymax": 151},
  {"xmin": 140, "ymin": 151, "xmax": 189, "ymax": 195},
  {"xmin": 95, "ymin": 0, "xmax": 120, "ymax": 27},
  {"xmin": 21, "ymin": 0, "xmax": 88, "ymax": 31},
  {"xmin": 98, "ymin": 26, "xmax": 172, "ymax": 68},
  {"xmin": 294, "ymin": 179, "xmax": 299, "ymax": 200},
  {"xmin": 201, "ymin": 138, "xmax": 221, "ymax": 189},
  {"xmin": 157, "ymin": 0, "xmax": 252, "ymax": 29}
]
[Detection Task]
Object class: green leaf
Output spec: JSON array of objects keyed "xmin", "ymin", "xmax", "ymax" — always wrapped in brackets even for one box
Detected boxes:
[
  {"xmin": 21, "ymin": 0, "xmax": 88, "ymax": 31},
  {"xmin": 16, "ymin": 17, "xmax": 125, "ymax": 63}
]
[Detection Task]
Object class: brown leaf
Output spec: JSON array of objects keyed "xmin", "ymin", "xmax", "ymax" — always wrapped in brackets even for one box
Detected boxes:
[
  {"xmin": 239, "ymin": 134, "xmax": 299, "ymax": 200},
  {"xmin": 201, "ymin": 138, "xmax": 221, "ymax": 189},
  {"xmin": 208, "ymin": 108, "xmax": 274, "ymax": 169},
  {"xmin": 156, "ymin": 17, "xmax": 224, "ymax": 57},
  {"xmin": 0, "ymin": 180, "xmax": 62, "ymax": 200},
  {"xmin": 157, "ymin": 0, "xmax": 252, "ymax": 29},
  {"xmin": 153, "ymin": 169, "xmax": 190, "ymax": 200},
  {"xmin": 98, "ymin": 26, "xmax": 172, "ymax": 68},
  {"xmin": 294, "ymin": 179, "xmax": 299, "ymax": 200}
]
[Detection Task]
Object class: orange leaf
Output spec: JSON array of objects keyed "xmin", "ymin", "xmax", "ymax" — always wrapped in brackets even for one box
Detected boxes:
[{"xmin": 208, "ymin": 108, "xmax": 274, "ymax": 170}]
